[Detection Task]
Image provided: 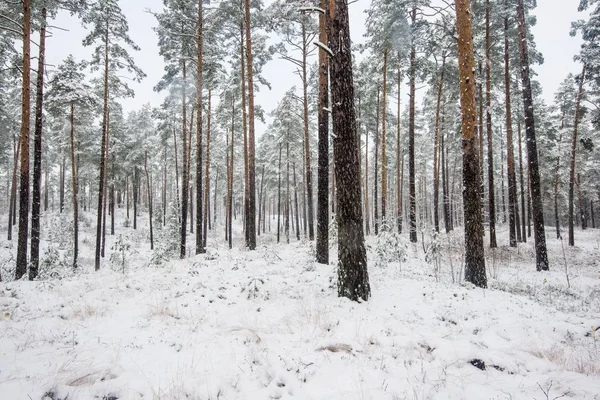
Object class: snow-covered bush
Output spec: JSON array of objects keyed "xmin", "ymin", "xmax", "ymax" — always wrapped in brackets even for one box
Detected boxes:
[
  {"xmin": 48, "ymin": 214, "xmax": 72, "ymax": 250},
  {"xmin": 425, "ymin": 231, "xmax": 442, "ymax": 281},
  {"xmin": 375, "ymin": 220, "xmax": 408, "ymax": 268},
  {"xmin": 110, "ymin": 234, "xmax": 132, "ymax": 273},
  {"xmin": 150, "ymin": 202, "xmax": 179, "ymax": 266}
]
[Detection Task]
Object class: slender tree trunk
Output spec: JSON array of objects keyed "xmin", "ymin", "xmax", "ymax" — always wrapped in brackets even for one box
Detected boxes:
[
  {"xmin": 330, "ymin": 0, "xmax": 370, "ymax": 301},
  {"xmin": 504, "ymin": 14, "xmax": 519, "ymax": 247},
  {"xmin": 228, "ymin": 96, "xmax": 234, "ymax": 249},
  {"xmin": 293, "ymin": 162, "xmax": 300, "ymax": 241},
  {"xmin": 195, "ymin": 0, "xmax": 204, "ymax": 254},
  {"xmin": 244, "ymin": 0, "xmax": 257, "ymax": 249},
  {"xmin": 591, "ymin": 200, "xmax": 595, "ymax": 229},
  {"xmin": 455, "ymin": 0, "xmax": 486, "ymax": 288},
  {"xmin": 29, "ymin": 7, "xmax": 47, "ymax": 279},
  {"xmin": 396, "ymin": 63, "xmax": 403, "ymax": 234},
  {"xmin": 44, "ymin": 161, "xmax": 48, "ymax": 212},
  {"xmin": 316, "ymin": 0, "xmax": 329, "ymax": 263},
  {"xmin": 180, "ymin": 59, "xmax": 189, "ymax": 258},
  {"xmin": 8, "ymin": 127, "xmax": 21, "ymax": 241},
  {"xmin": 569, "ymin": 66, "xmax": 586, "ymax": 246},
  {"xmin": 408, "ymin": 6, "xmax": 417, "ymax": 243},
  {"xmin": 145, "ymin": 151, "xmax": 154, "ymax": 250},
  {"xmin": 277, "ymin": 144, "xmax": 282, "ymax": 244},
  {"xmin": 554, "ymin": 119, "xmax": 563, "ymax": 239},
  {"xmin": 364, "ymin": 121, "xmax": 370, "ymax": 235},
  {"xmin": 433, "ymin": 55, "xmax": 446, "ymax": 233},
  {"xmin": 203, "ymin": 88, "xmax": 212, "ymax": 248},
  {"xmin": 518, "ymin": 116, "xmax": 527, "ymax": 242},
  {"xmin": 133, "ymin": 167, "xmax": 138, "ymax": 230},
  {"xmin": 441, "ymin": 123, "xmax": 451, "ymax": 233},
  {"xmin": 374, "ymin": 85, "xmax": 380, "ymax": 235},
  {"xmin": 485, "ymin": 0, "xmax": 497, "ymax": 248},
  {"xmin": 286, "ymin": 132, "xmax": 290, "ymax": 243},
  {"xmin": 69, "ymin": 103, "xmax": 79, "ymax": 269},
  {"xmin": 381, "ymin": 49, "xmax": 388, "ymax": 227},
  {"xmin": 258, "ymin": 165, "xmax": 265, "ymax": 236},
  {"xmin": 516, "ymin": 0, "xmax": 549, "ymax": 270},
  {"xmin": 300, "ymin": 23, "xmax": 315, "ymax": 241},
  {"xmin": 94, "ymin": 17, "xmax": 110, "ymax": 271}
]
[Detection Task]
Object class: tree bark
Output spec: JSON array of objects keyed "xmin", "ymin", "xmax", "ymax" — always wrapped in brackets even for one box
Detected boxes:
[
  {"xmin": 408, "ymin": 6, "xmax": 417, "ymax": 243},
  {"xmin": 374, "ymin": 85, "xmax": 380, "ymax": 235},
  {"xmin": 330, "ymin": 0, "xmax": 370, "ymax": 301},
  {"xmin": 180, "ymin": 59, "xmax": 189, "ymax": 258},
  {"xmin": 293, "ymin": 162, "xmax": 300, "ymax": 241},
  {"xmin": 29, "ymin": 7, "xmax": 47, "ymax": 280},
  {"xmin": 396, "ymin": 63, "xmax": 403, "ymax": 234},
  {"xmin": 516, "ymin": 0, "xmax": 549, "ymax": 270},
  {"xmin": 433, "ymin": 55, "xmax": 446, "ymax": 234},
  {"xmin": 244, "ymin": 0, "xmax": 257, "ymax": 249},
  {"xmin": 145, "ymin": 151, "xmax": 154, "ymax": 250},
  {"xmin": 203, "ymin": 88, "xmax": 212, "ymax": 247},
  {"xmin": 8, "ymin": 138, "xmax": 20, "ymax": 241},
  {"xmin": 277, "ymin": 144, "xmax": 282, "ymax": 244},
  {"xmin": 316, "ymin": 0, "xmax": 329, "ymax": 263},
  {"xmin": 381, "ymin": 49, "xmax": 388, "ymax": 227},
  {"xmin": 69, "ymin": 103, "xmax": 79, "ymax": 269},
  {"xmin": 455, "ymin": 0, "xmax": 486, "ymax": 288},
  {"xmin": 569, "ymin": 66, "xmax": 586, "ymax": 246},
  {"xmin": 195, "ymin": 0, "xmax": 205, "ymax": 254},
  {"xmin": 485, "ymin": 0, "xmax": 497, "ymax": 248}
]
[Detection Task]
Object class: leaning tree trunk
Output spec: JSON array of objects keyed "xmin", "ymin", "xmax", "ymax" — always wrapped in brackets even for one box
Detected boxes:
[
  {"xmin": 316, "ymin": 0, "xmax": 329, "ymax": 263},
  {"xmin": 516, "ymin": 0, "xmax": 549, "ymax": 270},
  {"xmin": 29, "ymin": 7, "xmax": 47, "ymax": 280},
  {"xmin": 568, "ymin": 66, "xmax": 586, "ymax": 247},
  {"xmin": 330, "ymin": 0, "xmax": 370, "ymax": 302},
  {"xmin": 15, "ymin": 0, "xmax": 32, "ymax": 280},
  {"xmin": 455, "ymin": 0, "xmax": 486, "ymax": 288},
  {"xmin": 408, "ymin": 6, "xmax": 417, "ymax": 243}
]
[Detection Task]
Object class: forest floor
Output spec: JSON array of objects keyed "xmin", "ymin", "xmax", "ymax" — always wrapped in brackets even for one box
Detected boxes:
[{"xmin": 1, "ymin": 209, "xmax": 600, "ymax": 399}]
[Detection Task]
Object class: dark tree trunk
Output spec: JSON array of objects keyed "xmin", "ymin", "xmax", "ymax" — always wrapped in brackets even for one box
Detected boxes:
[
  {"xmin": 504, "ymin": 14, "xmax": 519, "ymax": 247},
  {"xmin": 228, "ymin": 97, "xmax": 234, "ymax": 249},
  {"xmin": 286, "ymin": 132, "xmax": 290, "ymax": 243},
  {"xmin": 180, "ymin": 59, "xmax": 188, "ymax": 259},
  {"xmin": 408, "ymin": 7, "xmax": 417, "ymax": 243},
  {"xmin": 364, "ymin": 119, "xmax": 370, "ymax": 235},
  {"xmin": 517, "ymin": 116, "xmax": 527, "ymax": 242},
  {"xmin": 456, "ymin": 0, "xmax": 486, "ymax": 288},
  {"xmin": 554, "ymin": 121, "xmax": 563, "ymax": 239},
  {"xmin": 374, "ymin": 85, "xmax": 380, "ymax": 235},
  {"xmin": 396, "ymin": 62, "xmax": 403, "ymax": 234},
  {"xmin": 133, "ymin": 167, "xmax": 139, "ymax": 230},
  {"xmin": 301, "ymin": 23, "xmax": 315, "ymax": 241},
  {"xmin": 244, "ymin": 0, "xmax": 257, "ymax": 250},
  {"xmin": 433, "ymin": 55, "xmax": 446, "ymax": 233},
  {"xmin": 29, "ymin": 7, "xmax": 47, "ymax": 280},
  {"xmin": 145, "ymin": 151, "xmax": 154, "ymax": 250},
  {"xmin": 381, "ymin": 49, "xmax": 388, "ymax": 226},
  {"xmin": 485, "ymin": 0, "xmax": 497, "ymax": 248},
  {"xmin": 195, "ymin": 0, "xmax": 204, "ymax": 254},
  {"xmin": 277, "ymin": 144, "xmax": 282, "ymax": 244},
  {"xmin": 591, "ymin": 200, "xmax": 595, "ymax": 229},
  {"xmin": 95, "ymin": 18, "xmax": 110, "ymax": 271},
  {"xmin": 516, "ymin": 0, "xmax": 549, "ymax": 270},
  {"xmin": 69, "ymin": 103, "xmax": 79, "ymax": 269},
  {"xmin": 569, "ymin": 67, "xmax": 585, "ymax": 246},
  {"xmin": 203, "ymin": 88, "xmax": 212, "ymax": 248},
  {"xmin": 293, "ymin": 162, "xmax": 300, "ymax": 241},
  {"xmin": 330, "ymin": 0, "xmax": 370, "ymax": 301},
  {"xmin": 316, "ymin": 0, "xmax": 329, "ymax": 263},
  {"xmin": 8, "ymin": 112, "xmax": 21, "ymax": 240},
  {"xmin": 258, "ymin": 165, "xmax": 265, "ymax": 236},
  {"xmin": 240, "ymin": 21, "xmax": 250, "ymax": 247}
]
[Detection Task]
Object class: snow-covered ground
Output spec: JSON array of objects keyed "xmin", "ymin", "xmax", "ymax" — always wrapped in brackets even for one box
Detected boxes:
[{"xmin": 1, "ymin": 210, "xmax": 599, "ymax": 399}]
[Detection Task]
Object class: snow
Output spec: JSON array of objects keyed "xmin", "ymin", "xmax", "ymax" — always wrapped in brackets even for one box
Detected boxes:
[{"xmin": 1, "ymin": 212, "xmax": 600, "ymax": 400}]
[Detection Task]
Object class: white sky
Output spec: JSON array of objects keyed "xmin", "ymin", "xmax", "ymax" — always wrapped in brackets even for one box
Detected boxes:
[{"xmin": 46, "ymin": 0, "xmax": 585, "ymax": 134}]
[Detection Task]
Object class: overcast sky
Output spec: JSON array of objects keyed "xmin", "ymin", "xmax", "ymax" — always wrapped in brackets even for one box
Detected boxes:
[{"xmin": 46, "ymin": 0, "xmax": 585, "ymax": 135}]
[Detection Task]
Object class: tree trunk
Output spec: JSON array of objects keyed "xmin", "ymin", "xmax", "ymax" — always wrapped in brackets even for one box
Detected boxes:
[
  {"xmin": 396, "ymin": 63, "xmax": 403, "ymax": 234},
  {"xmin": 516, "ymin": 0, "xmax": 549, "ymax": 270},
  {"xmin": 569, "ymin": 66, "xmax": 586, "ymax": 246},
  {"xmin": 195, "ymin": 0, "xmax": 204, "ymax": 254},
  {"xmin": 433, "ymin": 55, "xmax": 446, "ymax": 234},
  {"xmin": 95, "ymin": 16, "xmax": 110, "ymax": 271},
  {"xmin": 517, "ymin": 115, "xmax": 527, "ymax": 242},
  {"xmin": 243, "ymin": 0, "xmax": 257, "ymax": 250},
  {"xmin": 381, "ymin": 49, "xmax": 388, "ymax": 227},
  {"xmin": 286, "ymin": 132, "xmax": 290, "ymax": 243},
  {"xmin": 228, "ymin": 96, "xmax": 234, "ymax": 249},
  {"xmin": 258, "ymin": 165, "xmax": 265, "ymax": 236},
  {"xmin": 316, "ymin": 0, "xmax": 329, "ymax": 263},
  {"xmin": 504, "ymin": 14, "xmax": 519, "ymax": 247},
  {"xmin": 277, "ymin": 144, "xmax": 282, "ymax": 244},
  {"xmin": 300, "ymin": 23, "xmax": 315, "ymax": 241},
  {"xmin": 455, "ymin": 0, "xmax": 486, "ymax": 288},
  {"xmin": 29, "ymin": 7, "xmax": 47, "ymax": 280},
  {"xmin": 330, "ymin": 0, "xmax": 370, "ymax": 301},
  {"xmin": 180, "ymin": 59, "xmax": 188, "ymax": 258},
  {"xmin": 69, "ymin": 103, "xmax": 79, "ymax": 269},
  {"xmin": 364, "ymin": 118, "xmax": 370, "ymax": 235},
  {"xmin": 133, "ymin": 167, "xmax": 139, "ymax": 230},
  {"xmin": 554, "ymin": 119, "xmax": 563, "ymax": 239},
  {"xmin": 374, "ymin": 85, "xmax": 380, "ymax": 235},
  {"xmin": 408, "ymin": 6, "xmax": 417, "ymax": 243},
  {"xmin": 8, "ymin": 128, "xmax": 21, "ymax": 241},
  {"xmin": 293, "ymin": 162, "xmax": 300, "ymax": 241},
  {"xmin": 145, "ymin": 151, "xmax": 154, "ymax": 250},
  {"xmin": 485, "ymin": 0, "xmax": 497, "ymax": 248},
  {"xmin": 203, "ymin": 88, "xmax": 212, "ymax": 248}
]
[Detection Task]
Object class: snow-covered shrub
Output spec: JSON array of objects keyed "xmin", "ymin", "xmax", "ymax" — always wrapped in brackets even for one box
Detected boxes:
[
  {"xmin": 150, "ymin": 202, "xmax": 179, "ymax": 266},
  {"xmin": 110, "ymin": 234, "xmax": 132, "ymax": 273},
  {"xmin": 38, "ymin": 244, "xmax": 69, "ymax": 280},
  {"xmin": 328, "ymin": 214, "xmax": 338, "ymax": 248},
  {"xmin": 48, "ymin": 214, "xmax": 72, "ymax": 250},
  {"xmin": 375, "ymin": 220, "xmax": 407, "ymax": 268},
  {"xmin": 425, "ymin": 231, "xmax": 442, "ymax": 281}
]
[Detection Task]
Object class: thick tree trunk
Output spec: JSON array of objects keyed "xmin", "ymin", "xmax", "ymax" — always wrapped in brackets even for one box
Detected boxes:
[
  {"xmin": 29, "ymin": 7, "xmax": 47, "ymax": 279},
  {"xmin": 485, "ymin": 0, "xmax": 497, "ymax": 248},
  {"xmin": 455, "ymin": 0, "xmax": 486, "ymax": 288},
  {"xmin": 569, "ymin": 66, "xmax": 586, "ymax": 246},
  {"xmin": 433, "ymin": 55, "xmax": 446, "ymax": 234},
  {"xmin": 244, "ymin": 0, "xmax": 257, "ymax": 249},
  {"xmin": 330, "ymin": 0, "xmax": 370, "ymax": 301},
  {"xmin": 316, "ymin": 0, "xmax": 329, "ymax": 263},
  {"xmin": 408, "ymin": 7, "xmax": 417, "ymax": 243},
  {"xmin": 516, "ymin": 0, "xmax": 549, "ymax": 270}
]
